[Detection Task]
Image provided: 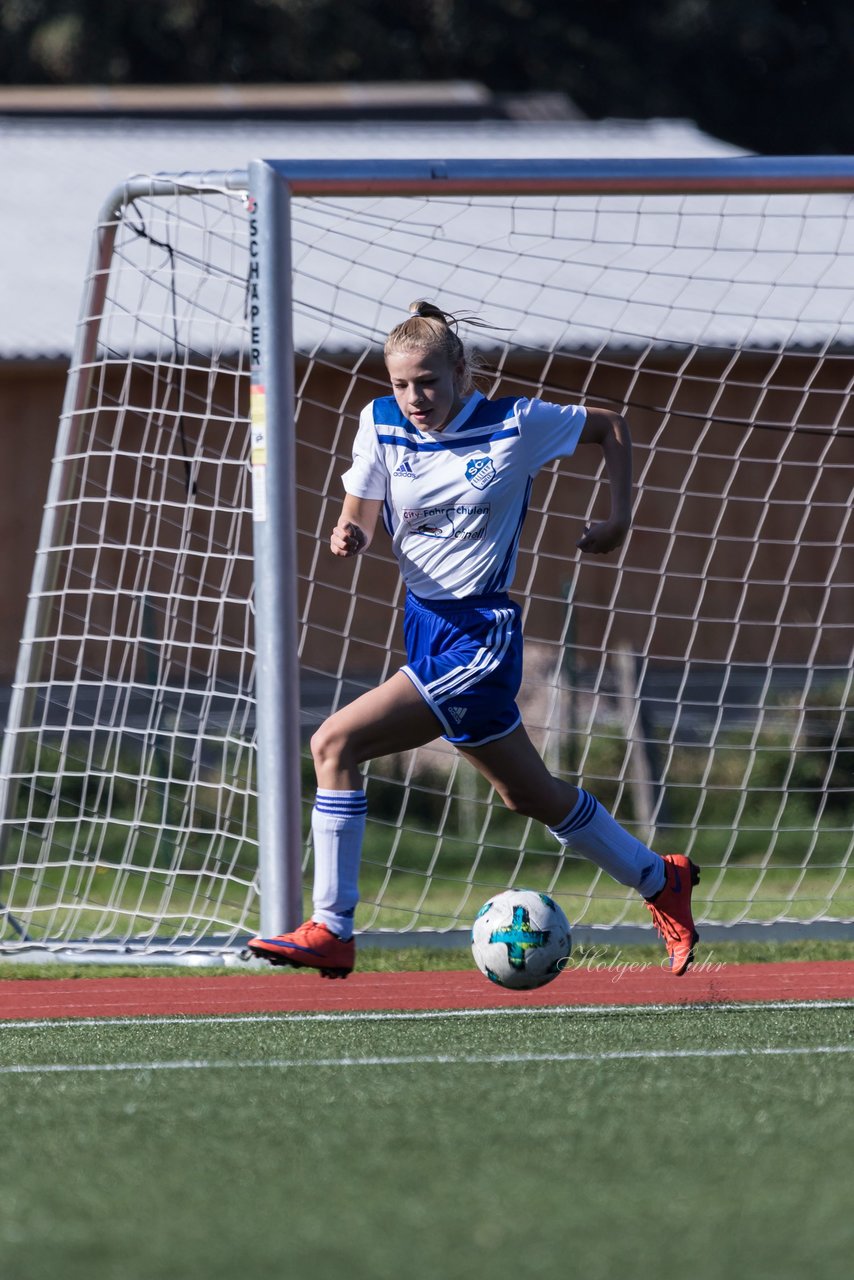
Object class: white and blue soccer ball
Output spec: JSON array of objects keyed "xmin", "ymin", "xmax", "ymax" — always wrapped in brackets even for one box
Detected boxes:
[{"xmin": 471, "ymin": 889, "xmax": 572, "ymax": 990}]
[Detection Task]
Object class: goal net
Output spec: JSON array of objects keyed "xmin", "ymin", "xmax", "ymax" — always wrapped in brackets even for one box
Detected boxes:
[{"xmin": 1, "ymin": 160, "xmax": 852, "ymax": 957}]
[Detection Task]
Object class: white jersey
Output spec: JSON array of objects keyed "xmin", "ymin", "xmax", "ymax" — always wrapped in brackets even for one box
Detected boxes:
[{"xmin": 341, "ymin": 390, "xmax": 587, "ymax": 600}]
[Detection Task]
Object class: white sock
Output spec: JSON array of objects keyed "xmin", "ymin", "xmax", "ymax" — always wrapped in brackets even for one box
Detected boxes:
[
  {"xmin": 548, "ymin": 789, "xmax": 666, "ymax": 897},
  {"xmin": 310, "ymin": 789, "xmax": 367, "ymax": 941}
]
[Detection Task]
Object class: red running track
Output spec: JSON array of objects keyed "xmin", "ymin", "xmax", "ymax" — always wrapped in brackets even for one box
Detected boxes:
[{"xmin": 1, "ymin": 961, "xmax": 853, "ymax": 1020}]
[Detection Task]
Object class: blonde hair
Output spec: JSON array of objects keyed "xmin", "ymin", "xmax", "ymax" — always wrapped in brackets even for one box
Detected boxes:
[{"xmin": 384, "ymin": 299, "xmax": 484, "ymax": 394}]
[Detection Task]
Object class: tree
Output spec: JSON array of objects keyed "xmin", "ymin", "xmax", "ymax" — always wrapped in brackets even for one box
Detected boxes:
[{"xmin": 1, "ymin": 0, "xmax": 852, "ymax": 154}]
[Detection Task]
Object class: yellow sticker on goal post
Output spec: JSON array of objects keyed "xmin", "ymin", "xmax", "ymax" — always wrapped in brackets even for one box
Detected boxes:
[{"xmin": 250, "ymin": 384, "xmax": 267, "ymax": 465}]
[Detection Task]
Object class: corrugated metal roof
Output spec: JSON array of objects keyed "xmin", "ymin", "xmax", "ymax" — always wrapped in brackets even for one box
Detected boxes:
[{"xmin": 0, "ymin": 115, "xmax": 743, "ymax": 360}]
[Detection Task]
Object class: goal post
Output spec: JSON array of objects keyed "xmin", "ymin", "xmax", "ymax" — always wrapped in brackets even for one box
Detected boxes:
[
  {"xmin": 0, "ymin": 170, "xmax": 266, "ymax": 959},
  {"xmin": 246, "ymin": 161, "xmax": 303, "ymax": 939},
  {"xmin": 1, "ymin": 156, "xmax": 853, "ymax": 960}
]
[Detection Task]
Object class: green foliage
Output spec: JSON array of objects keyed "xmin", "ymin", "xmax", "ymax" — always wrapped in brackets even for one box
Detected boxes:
[
  {"xmin": 353, "ymin": 696, "xmax": 854, "ymax": 867},
  {"xmin": 11, "ymin": 731, "xmax": 258, "ymax": 873},
  {"xmin": 15, "ymin": 684, "xmax": 851, "ymax": 873},
  {"xmin": 784, "ymin": 692, "xmax": 854, "ymax": 813},
  {"xmin": 1, "ymin": 2, "xmax": 853, "ymax": 153},
  {"xmin": 5, "ymin": 688, "xmax": 851, "ymax": 939}
]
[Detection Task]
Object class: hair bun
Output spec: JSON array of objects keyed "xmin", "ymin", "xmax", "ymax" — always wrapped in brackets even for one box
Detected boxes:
[
  {"xmin": 386, "ymin": 298, "xmax": 483, "ymax": 394},
  {"xmin": 409, "ymin": 299, "xmax": 445, "ymax": 321}
]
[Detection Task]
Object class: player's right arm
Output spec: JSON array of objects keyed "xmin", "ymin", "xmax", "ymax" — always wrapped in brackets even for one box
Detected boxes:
[{"xmin": 330, "ymin": 493, "xmax": 383, "ymax": 557}]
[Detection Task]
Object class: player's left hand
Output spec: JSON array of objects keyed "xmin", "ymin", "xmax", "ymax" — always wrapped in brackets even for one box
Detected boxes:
[{"xmin": 576, "ymin": 517, "xmax": 630, "ymax": 555}]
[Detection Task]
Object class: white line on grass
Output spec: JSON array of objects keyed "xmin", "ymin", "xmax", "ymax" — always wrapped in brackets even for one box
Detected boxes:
[
  {"xmin": 3, "ymin": 998, "xmax": 850, "ymax": 1029},
  {"xmin": 2, "ymin": 1044, "xmax": 853, "ymax": 1075},
  {"xmin": 2, "ymin": 999, "xmax": 852, "ymax": 1031}
]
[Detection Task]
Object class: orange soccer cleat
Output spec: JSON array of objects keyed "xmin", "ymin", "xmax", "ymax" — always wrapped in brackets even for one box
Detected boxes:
[
  {"xmin": 247, "ymin": 919, "xmax": 355, "ymax": 979},
  {"xmin": 645, "ymin": 854, "xmax": 701, "ymax": 975}
]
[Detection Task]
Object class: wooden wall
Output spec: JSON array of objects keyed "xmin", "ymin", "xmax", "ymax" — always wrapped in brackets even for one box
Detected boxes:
[
  {"xmin": 0, "ymin": 361, "xmax": 67, "ymax": 681},
  {"xmin": 0, "ymin": 346, "xmax": 851, "ymax": 693}
]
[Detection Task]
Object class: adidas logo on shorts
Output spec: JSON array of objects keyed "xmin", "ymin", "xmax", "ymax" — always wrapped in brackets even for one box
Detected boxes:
[
  {"xmin": 448, "ymin": 705, "xmax": 467, "ymax": 722},
  {"xmin": 393, "ymin": 460, "xmax": 415, "ymax": 478}
]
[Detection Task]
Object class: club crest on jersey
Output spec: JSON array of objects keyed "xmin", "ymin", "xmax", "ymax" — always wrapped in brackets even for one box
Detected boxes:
[{"xmin": 465, "ymin": 456, "xmax": 496, "ymax": 490}]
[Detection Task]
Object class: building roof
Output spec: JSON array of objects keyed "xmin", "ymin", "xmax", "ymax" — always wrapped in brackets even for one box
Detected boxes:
[
  {"xmin": 0, "ymin": 81, "xmax": 498, "ymax": 118},
  {"xmin": 0, "ymin": 114, "xmax": 744, "ymax": 361}
]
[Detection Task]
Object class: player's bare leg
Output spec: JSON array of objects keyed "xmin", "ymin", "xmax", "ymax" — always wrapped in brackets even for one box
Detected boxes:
[
  {"xmin": 247, "ymin": 673, "xmax": 442, "ymax": 976},
  {"xmin": 310, "ymin": 671, "xmax": 443, "ymax": 790},
  {"xmin": 456, "ymin": 724, "xmax": 579, "ymax": 825}
]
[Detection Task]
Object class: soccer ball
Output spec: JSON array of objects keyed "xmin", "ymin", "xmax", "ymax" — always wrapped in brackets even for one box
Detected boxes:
[{"xmin": 471, "ymin": 889, "xmax": 572, "ymax": 990}]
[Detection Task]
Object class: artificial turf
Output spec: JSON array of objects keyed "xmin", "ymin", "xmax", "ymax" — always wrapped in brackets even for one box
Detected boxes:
[{"xmin": 1, "ymin": 1001, "xmax": 851, "ymax": 1280}]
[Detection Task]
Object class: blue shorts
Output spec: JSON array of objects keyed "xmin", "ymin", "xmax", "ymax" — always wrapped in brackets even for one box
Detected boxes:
[{"xmin": 401, "ymin": 591, "xmax": 523, "ymax": 747}]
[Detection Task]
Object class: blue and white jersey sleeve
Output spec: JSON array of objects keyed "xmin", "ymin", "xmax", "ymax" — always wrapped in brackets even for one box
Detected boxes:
[
  {"xmin": 517, "ymin": 397, "xmax": 587, "ymax": 474},
  {"xmin": 340, "ymin": 404, "xmax": 388, "ymax": 500}
]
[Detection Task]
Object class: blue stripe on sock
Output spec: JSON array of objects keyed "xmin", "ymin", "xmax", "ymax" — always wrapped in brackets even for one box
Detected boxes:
[
  {"xmin": 314, "ymin": 796, "xmax": 368, "ymax": 806},
  {"xmin": 553, "ymin": 790, "xmax": 597, "ymax": 838},
  {"xmin": 314, "ymin": 793, "xmax": 368, "ymax": 816},
  {"xmin": 314, "ymin": 802, "xmax": 368, "ymax": 815}
]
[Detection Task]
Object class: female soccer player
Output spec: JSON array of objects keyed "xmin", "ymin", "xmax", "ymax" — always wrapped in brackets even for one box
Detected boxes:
[{"xmin": 249, "ymin": 301, "xmax": 699, "ymax": 977}]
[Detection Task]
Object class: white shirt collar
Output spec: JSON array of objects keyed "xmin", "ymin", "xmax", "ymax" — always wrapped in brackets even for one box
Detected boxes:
[{"xmin": 420, "ymin": 390, "xmax": 484, "ymax": 437}]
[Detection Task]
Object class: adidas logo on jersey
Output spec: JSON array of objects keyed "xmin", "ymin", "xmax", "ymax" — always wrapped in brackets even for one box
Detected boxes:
[
  {"xmin": 393, "ymin": 460, "xmax": 415, "ymax": 478},
  {"xmin": 448, "ymin": 705, "xmax": 468, "ymax": 722}
]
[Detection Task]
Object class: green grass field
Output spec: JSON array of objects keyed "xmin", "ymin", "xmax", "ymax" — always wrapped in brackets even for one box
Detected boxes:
[{"xmin": 1, "ymin": 1000, "xmax": 852, "ymax": 1280}]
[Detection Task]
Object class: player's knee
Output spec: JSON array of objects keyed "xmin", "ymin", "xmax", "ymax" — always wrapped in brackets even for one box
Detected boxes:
[
  {"xmin": 495, "ymin": 776, "xmax": 562, "ymax": 822},
  {"xmin": 496, "ymin": 781, "xmax": 538, "ymax": 817},
  {"xmin": 310, "ymin": 721, "xmax": 347, "ymax": 772}
]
